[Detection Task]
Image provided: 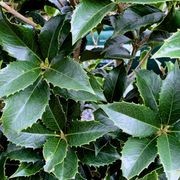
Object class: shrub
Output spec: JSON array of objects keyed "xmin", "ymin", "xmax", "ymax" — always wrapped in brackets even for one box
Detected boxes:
[{"xmin": 0, "ymin": 0, "xmax": 179, "ymax": 179}]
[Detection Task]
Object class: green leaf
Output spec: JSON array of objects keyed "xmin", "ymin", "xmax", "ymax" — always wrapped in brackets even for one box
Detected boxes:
[
  {"xmin": 43, "ymin": 138, "xmax": 67, "ymax": 172},
  {"xmin": 153, "ymin": 30, "xmax": 180, "ymax": 58},
  {"xmin": 0, "ymin": 61, "xmax": 41, "ymax": 98},
  {"xmin": 4, "ymin": 122, "xmax": 56, "ymax": 149},
  {"xmin": 53, "ymin": 149, "xmax": 78, "ymax": 180},
  {"xmin": 94, "ymin": 109, "xmax": 118, "ymax": 131},
  {"xmin": 42, "ymin": 95, "xmax": 66, "ymax": 131},
  {"xmin": 103, "ymin": 64, "xmax": 126, "ymax": 103},
  {"xmin": 141, "ymin": 171, "xmax": 158, "ymax": 180},
  {"xmin": 115, "ymin": 0, "xmax": 178, "ymax": 3},
  {"xmin": 79, "ymin": 144, "xmax": 120, "ymax": 167},
  {"xmin": 39, "ymin": 15, "xmax": 65, "ymax": 60},
  {"xmin": 66, "ymin": 120, "xmax": 113, "ymax": 146},
  {"xmin": 2, "ymin": 80, "xmax": 50, "ymax": 133},
  {"xmin": 157, "ymin": 134, "xmax": 180, "ymax": 180},
  {"xmin": 7, "ymin": 148, "xmax": 41, "ymax": 163},
  {"xmin": 0, "ymin": 154, "xmax": 7, "ymax": 180},
  {"xmin": 121, "ymin": 137, "xmax": 157, "ymax": 179},
  {"xmin": 44, "ymin": 56, "xmax": 94, "ymax": 93},
  {"xmin": 113, "ymin": 5, "xmax": 164, "ymax": 36},
  {"xmin": 10, "ymin": 161, "xmax": 43, "ymax": 178},
  {"xmin": 159, "ymin": 67, "xmax": 180, "ymax": 125},
  {"xmin": 172, "ymin": 121, "xmax": 180, "ymax": 140},
  {"xmin": 0, "ymin": 11, "xmax": 40, "ymax": 62},
  {"xmin": 136, "ymin": 70, "xmax": 162, "ymax": 111},
  {"xmin": 71, "ymin": 0, "xmax": 116, "ymax": 44},
  {"xmin": 100, "ymin": 102, "xmax": 159, "ymax": 137},
  {"xmin": 54, "ymin": 75, "xmax": 106, "ymax": 102}
]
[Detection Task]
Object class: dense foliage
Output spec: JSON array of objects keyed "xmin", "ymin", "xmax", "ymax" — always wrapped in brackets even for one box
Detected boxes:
[{"xmin": 0, "ymin": 0, "xmax": 180, "ymax": 179}]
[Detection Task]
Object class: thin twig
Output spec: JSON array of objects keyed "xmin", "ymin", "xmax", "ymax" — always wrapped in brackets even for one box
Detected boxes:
[
  {"xmin": 128, "ymin": 49, "xmax": 151, "ymax": 79},
  {"xmin": 100, "ymin": 60, "xmax": 115, "ymax": 69},
  {"xmin": 127, "ymin": 46, "xmax": 138, "ymax": 73},
  {"xmin": 0, "ymin": 1, "xmax": 37, "ymax": 27},
  {"xmin": 58, "ymin": 0, "xmax": 64, "ymax": 7}
]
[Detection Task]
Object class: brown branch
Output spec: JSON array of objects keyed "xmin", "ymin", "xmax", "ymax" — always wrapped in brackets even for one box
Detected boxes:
[{"xmin": 0, "ymin": 1, "xmax": 37, "ymax": 27}]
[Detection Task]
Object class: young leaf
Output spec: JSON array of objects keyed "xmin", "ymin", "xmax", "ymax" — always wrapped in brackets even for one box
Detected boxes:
[
  {"xmin": 39, "ymin": 15, "xmax": 66, "ymax": 60},
  {"xmin": 121, "ymin": 137, "xmax": 157, "ymax": 179},
  {"xmin": 4, "ymin": 122, "xmax": 56, "ymax": 149},
  {"xmin": 79, "ymin": 144, "xmax": 120, "ymax": 167},
  {"xmin": 100, "ymin": 102, "xmax": 160, "ymax": 137},
  {"xmin": 53, "ymin": 149, "xmax": 78, "ymax": 180},
  {"xmin": 43, "ymin": 138, "xmax": 67, "ymax": 172},
  {"xmin": 10, "ymin": 161, "xmax": 43, "ymax": 178},
  {"xmin": 7, "ymin": 148, "xmax": 41, "ymax": 163},
  {"xmin": 44, "ymin": 57, "xmax": 94, "ymax": 93},
  {"xmin": 71, "ymin": 0, "xmax": 116, "ymax": 44},
  {"xmin": 2, "ymin": 80, "xmax": 50, "ymax": 133},
  {"xmin": 157, "ymin": 134, "xmax": 180, "ymax": 180},
  {"xmin": 42, "ymin": 95, "xmax": 66, "ymax": 131},
  {"xmin": 0, "ymin": 154, "xmax": 7, "ymax": 180},
  {"xmin": 66, "ymin": 121, "xmax": 113, "ymax": 146},
  {"xmin": 136, "ymin": 70, "xmax": 162, "ymax": 111},
  {"xmin": 153, "ymin": 30, "xmax": 180, "ymax": 58},
  {"xmin": 103, "ymin": 64, "xmax": 126, "ymax": 103},
  {"xmin": 159, "ymin": 67, "xmax": 180, "ymax": 125},
  {"xmin": 0, "ymin": 11, "xmax": 41, "ymax": 62},
  {"xmin": 0, "ymin": 61, "xmax": 41, "ymax": 98}
]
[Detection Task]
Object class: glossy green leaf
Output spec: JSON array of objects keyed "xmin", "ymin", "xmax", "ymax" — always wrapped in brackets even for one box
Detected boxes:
[
  {"xmin": 94, "ymin": 109, "xmax": 118, "ymax": 131},
  {"xmin": 53, "ymin": 149, "xmax": 78, "ymax": 180},
  {"xmin": 10, "ymin": 161, "xmax": 43, "ymax": 178},
  {"xmin": 115, "ymin": 0, "xmax": 178, "ymax": 3},
  {"xmin": 153, "ymin": 30, "xmax": 180, "ymax": 58},
  {"xmin": 71, "ymin": 0, "xmax": 116, "ymax": 44},
  {"xmin": 157, "ymin": 134, "xmax": 180, "ymax": 180},
  {"xmin": 54, "ymin": 75, "xmax": 106, "ymax": 102},
  {"xmin": 0, "ymin": 154, "xmax": 7, "ymax": 180},
  {"xmin": 4, "ymin": 122, "xmax": 56, "ymax": 149},
  {"xmin": 113, "ymin": 5, "xmax": 164, "ymax": 36},
  {"xmin": 42, "ymin": 95, "xmax": 66, "ymax": 131},
  {"xmin": 0, "ymin": 61, "xmax": 41, "ymax": 98},
  {"xmin": 2, "ymin": 80, "xmax": 50, "ymax": 133},
  {"xmin": 43, "ymin": 138, "xmax": 67, "ymax": 172},
  {"xmin": 122, "ymin": 138, "xmax": 157, "ymax": 179},
  {"xmin": 44, "ymin": 56, "xmax": 94, "ymax": 93},
  {"xmin": 100, "ymin": 102, "xmax": 159, "ymax": 137},
  {"xmin": 39, "ymin": 15, "xmax": 65, "ymax": 60},
  {"xmin": 159, "ymin": 67, "xmax": 180, "ymax": 124},
  {"xmin": 66, "ymin": 120, "xmax": 113, "ymax": 146},
  {"xmin": 8, "ymin": 148, "xmax": 41, "ymax": 163},
  {"xmin": 136, "ymin": 70, "xmax": 162, "ymax": 111},
  {"xmin": 103, "ymin": 64, "xmax": 126, "ymax": 103},
  {"xmin": 0, "ymin": 11, "xmax": 40, "ymax": 62},
  {"xmin": 79, "ymin": 144, "xmax": 120, "ymax": 167}
]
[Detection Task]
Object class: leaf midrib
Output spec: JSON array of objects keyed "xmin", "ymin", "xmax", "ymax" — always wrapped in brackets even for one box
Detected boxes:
[
  {"xmin": 126, "ymin": 137, "xmax": 157, "ymax": 178},
  {"xmin": 10, "ymin": 78, "xmax": 42, "ymax": 131},
  {"xmin": 48, "ymin": 106, "xmax": 61, "ymax": 132},
  {"xmin": 1, "ymin": 20, "xmax": 41, "ymax": 62},
  {"xmin": 0, "ymin": 67, "xmax": 40, "ymax": 90},
  {"xmin": 72, "ymin": 2, "xmax": 115, "ymax": 43},
  {"xmin": 107, "ymin": 107, "xmax": 160, "ymax": 130},
  {"xmin": 47, "ymin": 67, "xmax": 90, "ymax": 92}
]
